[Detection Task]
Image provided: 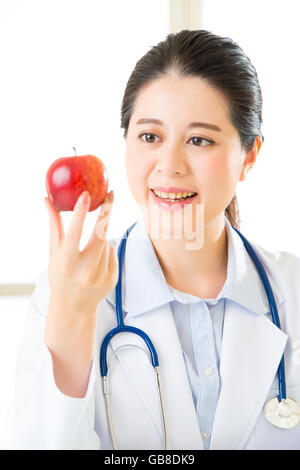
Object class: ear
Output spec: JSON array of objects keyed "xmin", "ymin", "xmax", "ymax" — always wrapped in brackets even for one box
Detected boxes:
[{"xmin": 239, "ymin": 136, "xmax": 262, "ymax": 182}]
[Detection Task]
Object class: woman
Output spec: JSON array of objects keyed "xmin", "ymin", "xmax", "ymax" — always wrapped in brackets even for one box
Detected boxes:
[{"xmin": 7, "ymin": 29, "xmax": 300, "ymax": 450}]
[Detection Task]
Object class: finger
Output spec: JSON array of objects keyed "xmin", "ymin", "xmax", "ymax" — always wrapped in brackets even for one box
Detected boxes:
[
  {"xmin": 107, "ymin": 244, "xmax": 118, "ymax": 278},
  {"xmin": 95, "ymin": 243, "xmax": 118, "ymax": 285},
  {"xmin": 82, "ymin": 191, "xmax": 114, "ymax": 269},
  {"xmin": 95, "ymin": 238, "xmax": 110, "ymax": 272},
  {"xmin": 96, "ymin": 191, "xmax": 114, "ymax": 240},
  {"xmin": 84, "ymin": 191, "xmax": 114, "ymax": 255},
  {"xmin": 105, "ymin": 244, "xmax": 119, "ymax": 287},
  {"xmin": 63, "ymin": 191, "xmax": 90, "ymax": 259},
  {"xmin": 44, "ymin": 196, "xmax": 64, "ymax": 253}
]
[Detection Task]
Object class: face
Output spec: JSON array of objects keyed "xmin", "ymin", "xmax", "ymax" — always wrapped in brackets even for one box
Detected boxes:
[{"xmin": 125, "ymin": 73, "xmax": 259, "ymax": 239}]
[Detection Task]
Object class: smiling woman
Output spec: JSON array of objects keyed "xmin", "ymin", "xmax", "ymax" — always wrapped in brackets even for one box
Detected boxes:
[
  {"xmin": 8, "ymin": 28, "xmax": 300, "ymax": 451},
  {"xmin": 121, "ymin": 29, "xmax": 264, "ymax": 231}
]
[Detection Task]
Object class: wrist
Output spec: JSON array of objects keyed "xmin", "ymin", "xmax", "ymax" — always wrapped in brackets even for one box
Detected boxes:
[{"xmin": 44, "ymin": 304, "xmax": 97, "ymax": 357}]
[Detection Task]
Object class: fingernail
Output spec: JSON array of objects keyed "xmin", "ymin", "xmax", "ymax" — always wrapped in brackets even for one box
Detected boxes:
[
  {"xmin": 81, "ymin": 191, "xmax": 89, "ymax": 204},
  {"xmin": 108, "ymin": 190, "xmax": 114, "ymax": 202}
]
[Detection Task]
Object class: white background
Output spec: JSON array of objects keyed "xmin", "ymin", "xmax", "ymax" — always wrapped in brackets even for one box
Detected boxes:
[
  {"xmin": 201, "ymin": 0, "xmax": 300, "ymax": 252},
  {"xmin": 0, "ymin": 0, "xmax": 169, "ymax": 447},
  {"xmin": 0, "ymin": 0, "xmax": 169, "ymax": 284},
  {"xmin": 1, "ymin": 0, "xmax": 300, "ymax": 448}
]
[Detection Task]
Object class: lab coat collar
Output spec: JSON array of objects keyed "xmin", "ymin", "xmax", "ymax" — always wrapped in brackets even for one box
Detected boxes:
[{"xmin": 106, "ymin": 216, "xmax": 284, "ymax": 317}]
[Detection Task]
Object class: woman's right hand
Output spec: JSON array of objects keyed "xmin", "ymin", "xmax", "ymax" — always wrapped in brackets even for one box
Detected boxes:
[{"xmin": 44, "ymin": 190, "xmax": 119, "ymax": 316}]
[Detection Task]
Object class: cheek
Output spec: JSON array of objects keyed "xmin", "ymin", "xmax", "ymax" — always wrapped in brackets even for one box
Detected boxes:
[
  {"xmin": 125, "ymin": 149, "xmax": 150, "ymax": 198},
  {"xmin": 205, "ymin": 150, "xmax": 241, "ymax": 186},
  {"xmin": 197, "ymin": 150, "xmax": 241, "ymax": 204}
]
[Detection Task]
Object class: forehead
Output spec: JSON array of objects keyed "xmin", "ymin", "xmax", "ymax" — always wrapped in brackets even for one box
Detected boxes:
[{"xmin": 130, "ymin": 73, "xmax": 233, "ymax": 132}]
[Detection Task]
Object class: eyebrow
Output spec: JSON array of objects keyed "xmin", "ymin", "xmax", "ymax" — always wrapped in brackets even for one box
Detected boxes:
[{"xmin": 136, "ymin": 118, "xmax": 222, "ymax": 132}]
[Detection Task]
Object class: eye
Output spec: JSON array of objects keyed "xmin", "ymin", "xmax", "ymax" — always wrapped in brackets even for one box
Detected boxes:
[
  {"xmin": 139, "ymin": 132, "xmax": 160, "ymax": 144},
  {"xmin": 188, "ymin": 136, "xmax": 214, "ymax": 147},
  {"xmin": 138, "ymin": 132, "xmax": 214, "ymax": 146}
]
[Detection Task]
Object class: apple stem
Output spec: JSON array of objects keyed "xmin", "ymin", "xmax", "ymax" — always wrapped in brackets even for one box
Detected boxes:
[{"xmin": 72, "ymin": 146, "xmax": 77, "ymax": 156}]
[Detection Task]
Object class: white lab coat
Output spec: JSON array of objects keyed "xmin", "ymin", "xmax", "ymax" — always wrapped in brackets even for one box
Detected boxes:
[{"xmin": 5, "ymin": 218, "xmax": 300, "ymax": 450}]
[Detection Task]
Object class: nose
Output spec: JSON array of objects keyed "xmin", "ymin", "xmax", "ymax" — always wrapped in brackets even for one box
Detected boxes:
[{"xmin": 154, "ymin": 141, "xmax": 187, "ymax": 176}]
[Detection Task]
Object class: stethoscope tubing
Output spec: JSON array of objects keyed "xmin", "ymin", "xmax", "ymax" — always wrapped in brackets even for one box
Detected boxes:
[
  {"xmin": 231, "ymin": 226, "xmax": 286, "ymax": 402},
  {"xmin": 100, "ymin": 221, "xmax": 166, "ymax": 449},
  {"xmin": 100, "ymin": 325, "xmax": 159, "ymax": 377},
  {"xmin": 115, "ymin": 222, "xmax": 138, "ymax": 328},
  {"xmin": 100, "ymin": 221, "xmax": 161, "ymax": 378}
]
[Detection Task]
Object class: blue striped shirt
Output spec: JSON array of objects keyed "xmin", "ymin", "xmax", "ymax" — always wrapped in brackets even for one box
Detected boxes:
[
  {"xmin": 165, "ymin": 225, "xmax": 233, "ymax": 449},
  {"xmin": 168, "ymin": 292, "xmax": 227, "ymax": 449}
]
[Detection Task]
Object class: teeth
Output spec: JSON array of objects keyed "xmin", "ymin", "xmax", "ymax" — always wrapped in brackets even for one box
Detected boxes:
[{"xmin": 153, "ymin": 190, "xmax": 196, "ymax": 199}]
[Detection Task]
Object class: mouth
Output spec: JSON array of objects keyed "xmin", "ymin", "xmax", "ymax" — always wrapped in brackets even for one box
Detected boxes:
[
  {"xmin": 150, "ymin": 188, "xmax": 198, "ymax": 202},
  {"xmin": 150, "ymin": 188, "xmax": 198, "ymax": 211}
]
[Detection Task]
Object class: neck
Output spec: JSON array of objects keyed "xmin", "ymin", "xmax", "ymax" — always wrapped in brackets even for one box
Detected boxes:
[{"xmin": 147, "ymin": 214, "xmax": 228, "ymax": 299}]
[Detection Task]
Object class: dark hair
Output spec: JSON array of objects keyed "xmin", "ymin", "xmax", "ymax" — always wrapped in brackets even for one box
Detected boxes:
[{"xmin": 120, "ymin": 29, "xmax": 264, "ymax": 230}]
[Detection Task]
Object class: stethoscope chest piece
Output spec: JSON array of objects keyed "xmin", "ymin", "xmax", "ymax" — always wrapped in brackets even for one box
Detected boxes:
[{"xmin": 264, "ymin": 396, "xmax": 300, "ymax": 430}]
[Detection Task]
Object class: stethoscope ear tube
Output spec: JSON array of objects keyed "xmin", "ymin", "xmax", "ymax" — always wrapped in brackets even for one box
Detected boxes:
[{"xmin": 102, "ymin": 366, "xmax": 167, "ymax": 450}]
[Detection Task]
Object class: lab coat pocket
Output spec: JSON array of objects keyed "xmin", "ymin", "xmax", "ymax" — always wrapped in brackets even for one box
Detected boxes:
[
  {"xmin": 106, "ymin": 343, "xmax": 165, "ymax": 450},
  {"xmin": 252, "ymin": 385, "xmax": 300, "ymax": 450}
]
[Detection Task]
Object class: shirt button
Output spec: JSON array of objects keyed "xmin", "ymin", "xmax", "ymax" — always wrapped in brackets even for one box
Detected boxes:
[
  {"xmin": 201, "ymin": 431, "xmax": 210, "ymax": 441},
  {"xmin": 209, "ymin": 300, "xmax": 218, "ymax": 305},
  {"xmin": 196, "ymin": 308, "xmax": 205, "ymax": 317},
  {"xmin": 204, "ymin": 367, "xmax": 213, "ymax": 376}
]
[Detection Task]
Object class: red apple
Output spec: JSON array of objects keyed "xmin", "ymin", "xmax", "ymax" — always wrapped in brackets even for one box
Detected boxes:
[{"xmin": 45, "ymin": 152, "xmax": 109, "ymax": 212}]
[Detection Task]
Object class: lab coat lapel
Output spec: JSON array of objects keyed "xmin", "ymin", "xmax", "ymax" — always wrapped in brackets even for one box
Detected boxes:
[
  {"xmin": 109, "ymin": 302, "xmax": 204, "ymax": 450},
  {"xmin": 210, "ymin": 300, "xmax": 288, "ymax": 450}
]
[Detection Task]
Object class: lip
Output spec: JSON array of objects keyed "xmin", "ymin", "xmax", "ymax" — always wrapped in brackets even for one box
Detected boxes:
[
  {"xmin": 150, "ymin": 188, "xmax": 198, "ymax": 212},
  {"xmin": 151, "ymin": 186, "xmax": 197, "ymax": 194}
]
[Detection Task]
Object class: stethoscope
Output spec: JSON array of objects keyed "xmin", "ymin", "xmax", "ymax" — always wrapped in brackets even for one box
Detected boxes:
[{"xmin": 100, "ymin": 221, "xmax": 300, "ymax": 450}]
